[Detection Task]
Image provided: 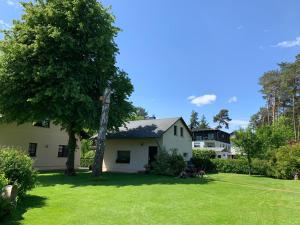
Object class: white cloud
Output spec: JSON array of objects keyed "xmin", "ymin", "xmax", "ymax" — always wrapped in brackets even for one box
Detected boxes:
[
  {"xmin": 229, "ymin": 120, "xmax": 249, "ymax": 129},
  {"xmin": 274, "ymin": 37, "xmax": 300, "ymax": 48},
  {"xmin": 0, "ymin": 20, "xmax": 11, "ymax": 29},
  {"xmin": 188, "ymin": 94, "xmax": 217, "ymax": 107},
  {"xmin": 228, "ymin": 96, "xmax": 237, "ymax": 103},
  {"xmin": 6, "ymin": 0, "xmax": 15, "ymax": 5},
  {"xmin": 187, "ymin": 95, "xmax": 196, "ymax": 100}
]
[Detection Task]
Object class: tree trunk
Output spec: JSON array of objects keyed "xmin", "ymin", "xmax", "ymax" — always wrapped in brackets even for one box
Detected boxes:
[
  {"xmin": 292, "ymin": 94, "xmax": 297, "ymax": 140},
  {"xmin": 65, "ymin": 129, "xmax": 77, "ymax": 176},
  {"xmin": 92, "ymin": 87, "xmax": 112, "ymax": 177},
  {"xmin": 272, "ymin": 96, "xmax": 276, "ymax": 123},
  {"xmin": 247, "ymin": 155, "xmax": 252, "ymax": 176},
  {"xmin": 267, "ymin": 97, "xmax": 271, "ymax": 125}
]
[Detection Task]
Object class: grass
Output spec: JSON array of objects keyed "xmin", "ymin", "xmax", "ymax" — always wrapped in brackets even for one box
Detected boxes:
[{"xmin": 3, "ymin": 171, "xmax": 300, "ymax": 225}]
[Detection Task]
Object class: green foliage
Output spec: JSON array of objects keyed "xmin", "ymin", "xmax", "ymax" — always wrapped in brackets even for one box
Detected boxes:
[
  {"xmin": 80, "ymin": 149, "xmax": 95, "ymax": 167},
  {"xmin": 80, "ymin": 139, "xmax": 93, "ymax": 158},
  {"xmin": 0, "ymin": 173, "xmax": 11, "ymax": 220},
  {"xmin": 213, "ymin": 109, "xmax": 232, "ymax": 129},
  {"xmin": 192, "ymin": 149, "xmax": 216, "ymax": 171},
  {"xmin": 232, "ymin": 128, "xmax": 263, "ymax": 175},
  {"xmin": 256, "ymin": 117, "xmax": 294, "ymax": 157},
  {"xmin": 0, "ymin": 0, "xmax": 134, "ymax": 174},
  {"xmin": 152, "ymin": 148, "xmax": 186, "ymax": 176},
  {"xmin": 272, "ymin": 144, "xmax": 300, "ymax": 179},
  {"xmin": 199, "ymin": 114, "xmax": 209, "ymax": 129},
  {"xmin": 189, "ymin": 110, "xmax": 200, "ymax": 129},
  {"xmin": 212, "ymin": 158, "xmax": 272, "ymax": 176},
  {"xmin": 80, "ymin": 158, "xmax": 94, "ymax": 168},
  {"xmin": 0, "ymin": 148, "xmax": 37, "ymax": 198},
  {"xmin": 129, "ymin": 107, "xmax": 149, "ymax": 120}
]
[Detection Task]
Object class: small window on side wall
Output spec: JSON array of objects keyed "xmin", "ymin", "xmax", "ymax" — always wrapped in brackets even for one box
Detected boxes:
[
  {"xmin": 116, "ymin": 151, "xmax": 130, "ymax": 164},
  {"xmin": 33, "ymin": 119, "xmax": 50, "ymax": 128},
  {"xmin": 174, "ymin": 126, "xmax": 178, "ymax": 136},
  {"xmin": 28, "ymin": 143, "xmax": 37, "ymax": 157},
  {"xmin": 180, "ymin": 127, "xmax": 184, "ymax": 137},
  {"xmin": 58, "ymin": 145, "xmax": 68, "ymax": 158}
]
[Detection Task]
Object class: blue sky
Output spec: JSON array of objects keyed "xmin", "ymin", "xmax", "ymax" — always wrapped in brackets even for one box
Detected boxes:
[{"xmin": 1, "ymin": 0, "xmax": 300, "ymax": 131}]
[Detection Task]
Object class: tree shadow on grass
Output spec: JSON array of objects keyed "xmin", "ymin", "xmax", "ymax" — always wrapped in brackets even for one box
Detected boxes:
[
  {"xmin": 37, "ymin": 170, "xmax": 215, "ymax": 188},
  {"xmin": 2, "ymin": 195, "xmax": 47, "ymax": 225}
]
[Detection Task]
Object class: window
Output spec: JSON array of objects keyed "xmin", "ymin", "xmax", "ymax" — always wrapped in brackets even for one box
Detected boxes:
[
  {"xmin": 205, "ymin": 142, "xmax": 215, "ymax": 148},
  {"xmin": 195, "ymin": 135, "xmax": 203, "ymax": 141},
  {"xmin": 217, "ymin": 155, "xmax": 221, "ymax": 158},
  {"xmin": 58, "ymin": 145, "xmax": 68, "ymax": 158},
  {"xmin": 193, "ymin": 143, "xmax": 201, "ymax": 148},
  {"xmin": 33, "ymin": 119, "xmax": 50, "ymax": 128},
  {"xmin": 116, "ymin": 151, "xmax": 130, "ymax": 164},
  {"xmin": 180, "ymin": 127, "xmax": 184, "ymax": 137},
  {"xmin": 28, "ymin": 143, "xmax": 37, "ymax": 157},
  {"xmin": 208, "ymin": 133, "xmax": 215, "ymax": 140},
  {"xmin": 174, "ymin": 126, "xmax": 178, "ymax": 136}
]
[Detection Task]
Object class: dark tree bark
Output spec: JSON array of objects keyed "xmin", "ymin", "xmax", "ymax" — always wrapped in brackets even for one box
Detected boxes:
[
  {"xmin": 65, "ymin": 128, "xmax": 77, "ymax": 176},
  {"xmin": 92, "ymin": 87, "xmax": 112, "ymax": 177}
]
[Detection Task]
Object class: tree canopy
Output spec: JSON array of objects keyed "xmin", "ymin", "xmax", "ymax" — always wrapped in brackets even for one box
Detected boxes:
[
  {"xmin": 0, "ymin": 0, "xmax": 134, "ymax": 175},
  {"xmin": 189, "ymin": 110, "xmax": 200, "ymax": 130},
  {"xmin": 199, "ymin": 114, "xmax": 209, "ymax": 129},
  {"xmin": 213, "ymin": 109, "xmax": 231, "ymax": 129}
]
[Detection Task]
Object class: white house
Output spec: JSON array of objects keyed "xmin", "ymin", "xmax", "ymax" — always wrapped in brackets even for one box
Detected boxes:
[
  {"xmin": 94, "ymin": 117, "xmax": 193, "ymax": 173},
  {"xmin": 192, "ymin": 128, "xmax": 235, "ymax": 159},
  {"xmin": 0, "ymin": 121, "xmax": 81, "ymax": 170}
]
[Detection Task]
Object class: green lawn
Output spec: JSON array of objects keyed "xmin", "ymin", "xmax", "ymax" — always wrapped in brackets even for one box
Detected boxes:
[{"xmin": 3, "ymin": 171, "xmax": 300, "ymax": 225}]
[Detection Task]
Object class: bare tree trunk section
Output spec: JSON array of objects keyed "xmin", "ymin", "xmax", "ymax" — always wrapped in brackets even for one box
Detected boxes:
[
  {"xmin": 292, "ymin": 94, "xmax": 297, "ymax": 141},
  {"xmin": 92, "ymin": 87, "xmax": 112, "ymax": 177},
  {"xmin": 65, "ymin": 129, "xmax": 77, "ymax": 176},
  {"xmin": 272, "ymin": 96, "xmax": 276, "ymax": 124},
  {"xmin": 267, "ymin": 97, "xmax": 271, "ymax": 125}
]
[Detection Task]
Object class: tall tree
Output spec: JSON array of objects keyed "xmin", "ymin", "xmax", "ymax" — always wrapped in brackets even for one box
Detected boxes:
[
  {"xmin": 199, "ymin": 114, "xmax": 209, "ymax": 129},
  {"xmin": 232, "ymin": 128, "xmax": 262, "ymax": 175},
  {"xmin": 249, "ymin": 107, "xmax": 270, "ymax": 129},
  {"xmin": 279, "ymin": 61, "xmax": 300, "ymax": 140},
  {"xmin": 0, "ymin": 0, "xmax": 134, "ymax": 175},
  {"xmin": 129, "ymin": 106, "xmax": 149, "ymax": 120},
  {"xmin": 213, "ymin": 109, "xmax": 232, "ymax": 129},
  {"xmin": 189, "ymin": 110, "xmax": 200, "ymax": 129}
]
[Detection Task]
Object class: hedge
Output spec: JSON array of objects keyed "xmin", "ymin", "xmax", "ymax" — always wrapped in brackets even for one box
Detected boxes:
[{"xmin": 212, "ymin": 158, "xmax": 272, "ymax": 176}]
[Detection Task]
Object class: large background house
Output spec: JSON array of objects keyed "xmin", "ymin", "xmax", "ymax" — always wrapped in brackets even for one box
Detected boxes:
[
  {"xmin": 94, "ymin": 117, "xmax": 192, "ymax": 173},
  {"xmin": 192, "ymin": 128, "xmax": 234, "ymax": 159},
  {"xmin": 0, "ymin": 121, "xmax": 81, "ymax": 170}
]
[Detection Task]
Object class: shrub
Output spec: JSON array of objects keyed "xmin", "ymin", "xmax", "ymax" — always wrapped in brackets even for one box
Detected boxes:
[
  {"xmin": 80, "ymin": 158, "xmax": 94, "ymax": 168},
  {"xmin": 0, "ymin": 173, "xmax": 11, "ymax": 220},
  {"xmin": 192, "ymin": 149, "xmax": 216, "ymax": 172},
  {"xmin": 152, "ymin": 148, "xmax": 186, "ymax": 176},
  {"xmin": 0, "ymin": 148, "xmax": 37, "ymax": 198},
  {"xmin": 212, "ymin": 158, "xmax": 272, "ymax": 176},
  {"xmin": 273, "ymin": 144, "xmax": 300, "ymax": 179}
]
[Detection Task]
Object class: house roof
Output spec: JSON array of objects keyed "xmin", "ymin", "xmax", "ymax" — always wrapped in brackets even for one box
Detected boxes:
[
  {"xmin": 94, "ymin": 117, "xmax": 191, "ymax": 139},
  {"xmin": 191, "ymin": 128, "xmax": 230, "ymax": 135}
]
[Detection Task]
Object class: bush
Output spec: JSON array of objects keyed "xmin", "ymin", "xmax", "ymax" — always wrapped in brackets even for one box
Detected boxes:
[
  {"xmin": 152, "ymin": 148, "xmax": 186, "ymax": 176},
  {"xmin": 212, "ymin": 158, "xmax": 272, "ymax": 176},
  {"xmin": 80, "ymin": 158, "xmax": 94, "ymax": 168},
  {"xmin": 0, "ymin": 173, "xmax": 11, "ymax": 220},
  {"xmin": 273, "ymin": 144, "xmax": 300, "ymax": 179},
  {"xmin": 192, "ymin": 149, "xmax": 216, "ymax": 172},
  {"xmin": 0, "ymin": 148, "xmax": 37, "ymax": 198}
]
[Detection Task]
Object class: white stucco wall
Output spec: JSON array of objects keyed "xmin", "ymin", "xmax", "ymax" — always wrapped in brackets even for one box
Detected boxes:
[
  {"xmin": 161, "ymin": 119, "xmax": 192, "ymax": 161},
  {"xmin": 103, "ymin": 138, "xmax": 158, "ymax": 173},
  {"xmin": 0, "ymin": 122, "xmax": 80, "ymax": 170}
]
